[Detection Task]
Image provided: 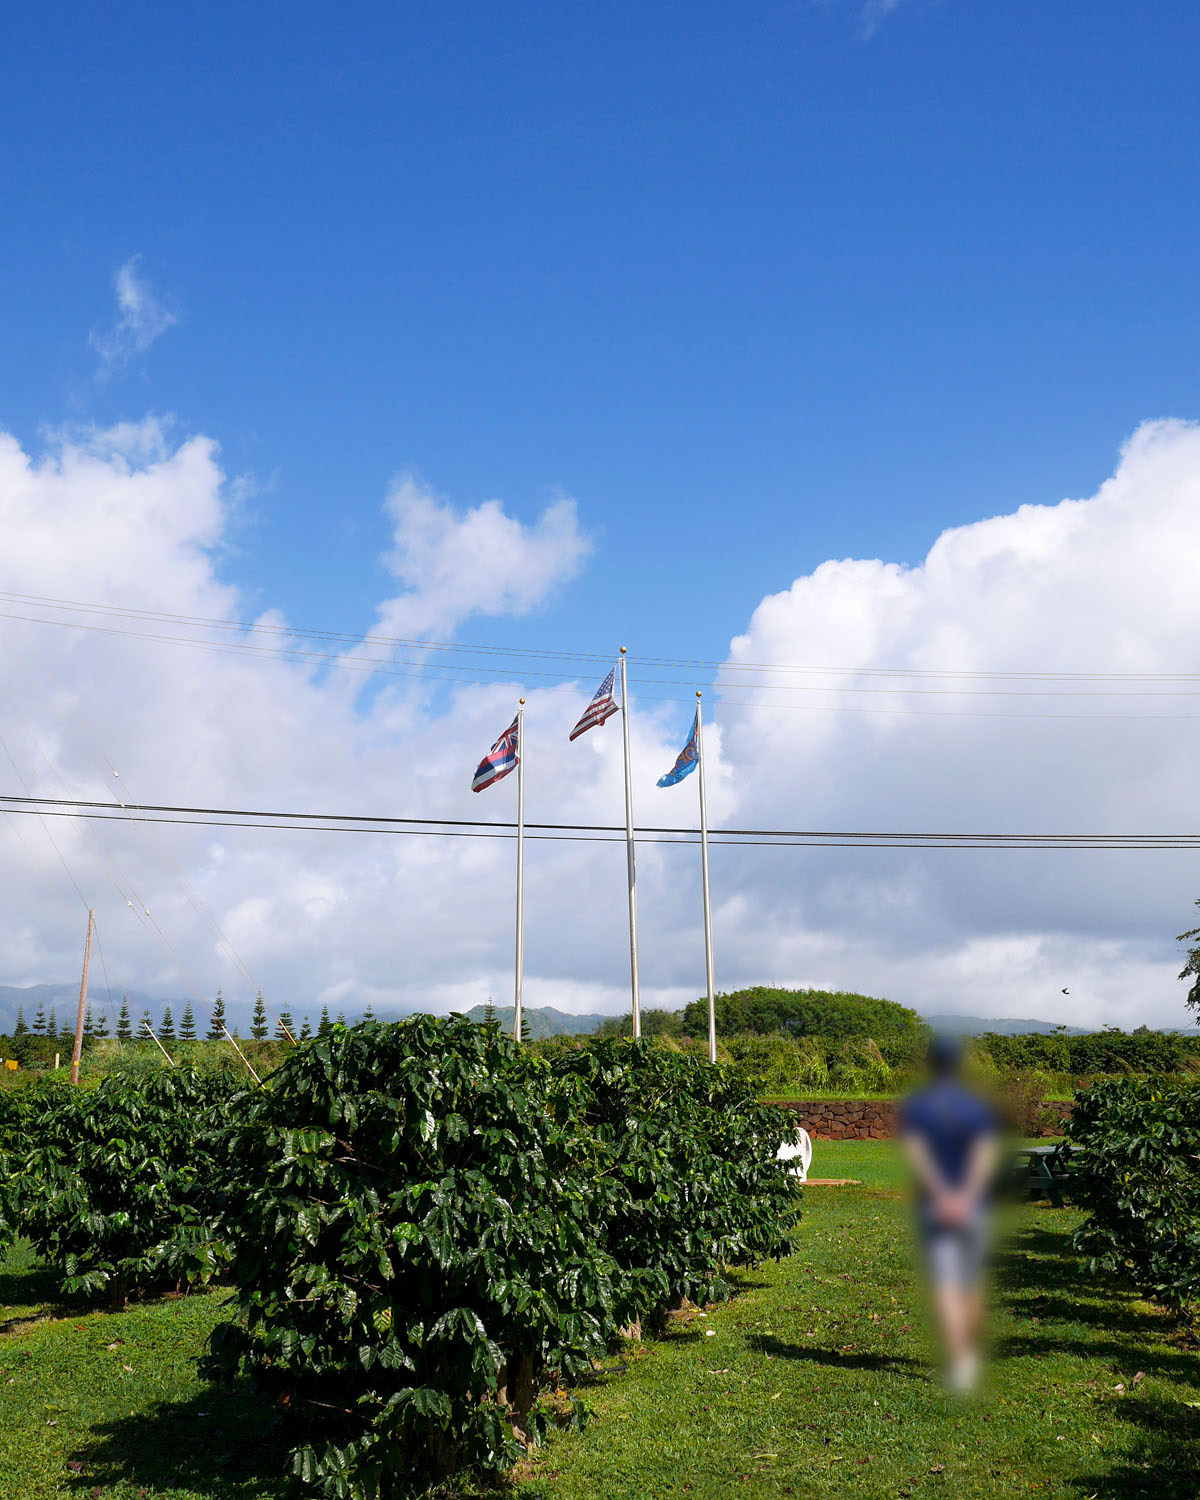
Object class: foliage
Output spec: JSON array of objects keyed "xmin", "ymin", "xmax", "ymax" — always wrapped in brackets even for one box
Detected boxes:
[
  {"xmin": 207, "ymin": 1017, "xmax": 627, "ymax": 1498},
  {"xmin": 680, "ymin": 987, "xmax": 926, "ymax": 1041},
  {"xmin": 551, "ymin": 1040, "xmax": 800, "ymax": 1315},
  {"xmin": 5, "ymin": 1063, "xmax": 240, "ymax": 1307},
  {"xmin": 1067, "ymin": 1076, "xmax": 1200, "ymax": 1307},
  {"xmin": 1179, "ymin": 899, "xmax": 1200, "ymax": 1013},
  {"xmin": 0, "ymin": 1085, "xmax": 32, "ymax": 1249},
  {"xmin": 981, "ymin": 1026, "xmax": 1199, "ymax": 1077},
  {"xmin": 593, "ymin": 1008, "xmax": 686, "ymax": 1038}
]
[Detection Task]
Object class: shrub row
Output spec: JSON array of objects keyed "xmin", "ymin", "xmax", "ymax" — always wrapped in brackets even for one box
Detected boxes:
[
  {"xmin": 0, "ymin": 1017, "xmax": 799, "ymax": 1499},
  {"xmin": 1067, "ymin": 1076, "xmax": 1200, "ymax": 1309}
]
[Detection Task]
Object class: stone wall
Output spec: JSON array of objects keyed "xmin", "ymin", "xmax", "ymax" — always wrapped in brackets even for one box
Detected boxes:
[
  {"xmin": 777, "ymin": 1099, "xmax": 898, "ymax": 1140},
  {"xmin": 777, "ymin": 1097, "xmax": 1072, "ymax": 1140}
]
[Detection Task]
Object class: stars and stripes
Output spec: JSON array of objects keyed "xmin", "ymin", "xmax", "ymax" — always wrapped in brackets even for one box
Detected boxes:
[
  {"xmin": 471, "ymin": 715, "xmax": 520, "ymax": 792},
  {"xmin": 569, "ymin": 667, "xmax": 619, "ymax": 741}
]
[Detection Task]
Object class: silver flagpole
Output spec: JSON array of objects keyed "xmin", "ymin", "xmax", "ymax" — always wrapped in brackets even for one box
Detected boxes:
[
  {"xmin": 514, "ymin": 698, "xmax": 526, "ymax": 1043},
  {"xmin": 618, "ymin": 648, "xmax": 641, "ymax": 1038},
  {"xmin": 695, "ymin": 690, "xmax": 717, "ymax": 1063}
]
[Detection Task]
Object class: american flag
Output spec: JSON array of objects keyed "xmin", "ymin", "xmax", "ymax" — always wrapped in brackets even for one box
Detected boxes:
[
  {"xmin": 471, "ymin": 715, "xmax": 520, "ymax": 792},
  {"xmin": 569, "ymin": 667, "xmax": 619, "ymax": 741}
]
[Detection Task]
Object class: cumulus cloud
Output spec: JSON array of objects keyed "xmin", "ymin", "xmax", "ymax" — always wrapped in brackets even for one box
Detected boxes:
[
  {"xmin": 376, "ymin": 473, "xmax": 591, "ymax": 639},
  {"xmin": 0, "ymin": 416, "xmax": 1198, "ymax": 1034},
  {"xmin": 712, "ymin": 418, "xmax": 1200, "ymax": 1026},
  {"xmin": 89, "ymin": 257, "xmax": 178, "ymax": 376}
]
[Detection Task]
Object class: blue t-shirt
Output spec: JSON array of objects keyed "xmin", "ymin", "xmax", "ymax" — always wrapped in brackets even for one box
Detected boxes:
[{"xmin": 899, "ymin": 1080, "xmax": 995, "ymax": 1192}]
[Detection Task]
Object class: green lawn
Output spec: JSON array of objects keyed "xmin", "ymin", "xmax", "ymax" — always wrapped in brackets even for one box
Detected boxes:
[{"xmin": 2, "ymin": 1141, "xmax": 1198, "ymax": 1499}]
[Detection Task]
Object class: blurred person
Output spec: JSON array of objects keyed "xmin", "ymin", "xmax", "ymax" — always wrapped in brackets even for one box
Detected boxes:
[{"xmin": 899, "ymin": 1033, "xmax": 998, "ymax": 1391}]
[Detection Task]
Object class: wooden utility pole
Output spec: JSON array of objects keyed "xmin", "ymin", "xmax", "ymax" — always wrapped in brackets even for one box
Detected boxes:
[{"xmin": 69, "ymin": 909, "xmax": 94, "ymax": 1086}]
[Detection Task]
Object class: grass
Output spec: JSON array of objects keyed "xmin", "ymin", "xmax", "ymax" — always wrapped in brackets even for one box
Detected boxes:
[
  {"xmin": 512, "ymin": 1141, "xmax": 1200, "ymax": 1500},
  {"xmin": 1, "ymin": 1142, "xmax": 1197, "ymax": 1499}
]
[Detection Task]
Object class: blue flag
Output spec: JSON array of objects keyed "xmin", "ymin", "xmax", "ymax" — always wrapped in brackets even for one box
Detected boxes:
[{"xmin": 657, "ymin": 712, "xmax": 699, "ymax": 787}]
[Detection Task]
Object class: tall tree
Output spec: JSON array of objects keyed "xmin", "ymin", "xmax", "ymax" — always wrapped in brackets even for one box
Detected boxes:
[
  {"xmin": 83, "ymin": 1004, "xmax": 95, "ymax": 1038},
  {"xmin": 362, "ymin": 1005, "xmax": 376, "ymax": 1023},
  {"xmin": 1179, "ymin": 901, "xmax": 1200, "ymax": 1011},
  {"xmin": 159, "ymin": 1006, "xmax": 176, "ymax": 1041},
  {"xmin": 31, "ymin": 1003, "xmax": 46, "ymax": 1035},
  {"xmin": 317, "ymin": 1005, "xmax": 332, "ymax": 1036},
  {"xmin": 298, "ymin": 1015, "xmax": 312, "ymax": 1041},
  {"xmin": 116, "ymin": 997, "xmax": 132, "ymax": 1040},
  {"xmin": 93, "ymin": 1010, "xmax": 110, "ymax": 1039},
  {"xmin": 179, "ymin": 1000, "xmax": 196, "ymax": 1041},
  {"xmin": 483, "ymin": 997, "xmax": 496, "ymax": 1026},
  {"xmin": 336, "ymin": 1011, "xmax": 347, "ymax": 1026},
  {"xmin": 207, "ymin": 990, "xmax": 227, "ymax": 1041},
  {"xmin": 47, "ymin": 1004, "xmax": 57, "ymax": 1036},
  {"xmin": 140, "ymin": 1010, "xmax": 154, "ymax": 1039},
  {"xmin": 275, "ymin": 1009, "xmax": 295, "ymax": 1042},
  {"xmin": 13, "ymin": 1005, "xmax": 27, "ymax": 1037},
  {"xmin": 250, "ymin": 991, "xmax": 269, "ymax": 1041}
]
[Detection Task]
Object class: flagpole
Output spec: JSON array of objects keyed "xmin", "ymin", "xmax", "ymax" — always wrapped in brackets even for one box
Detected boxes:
[
  {"xmin": 695, "ymin": 691, "xmax": 717, "ymax": 1064},
  {"xmin": 514, "ymin": 698, "xmax": 526, "ymax": 1043},
  {"xmin": 618, "ymin": 648, "xmax": 641, "ymax": 1038}
]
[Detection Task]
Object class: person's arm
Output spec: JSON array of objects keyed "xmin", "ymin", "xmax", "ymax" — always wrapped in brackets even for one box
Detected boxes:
[
  {"xmin": 961, "ymin": 1130, "xmax": 997, "ymax": 1206},
  {"xmin": 902, "ymin": 1130, "xmax": 951, "ymax": 1203}
]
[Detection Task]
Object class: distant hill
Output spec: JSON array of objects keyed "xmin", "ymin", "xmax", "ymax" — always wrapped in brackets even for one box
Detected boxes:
[
  {"xmin": 0, "ymin": 983, "xmax": 88, "ymax": 1033},
  {"xmin": 463, "ymin": 1004, "xmax": 609, "ymax": 1039},
  {"xmin": 921, "ymin": 1013, "xmax": 1088, "ymax": 1037}
]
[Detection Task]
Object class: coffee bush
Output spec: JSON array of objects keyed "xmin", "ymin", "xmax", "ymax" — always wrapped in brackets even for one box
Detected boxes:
[
  {"xmin": 552, "ymin": 1039, "xmax": 801, "ymax": 1317},
  {"xmin": 208, "ymin": 1017, "xmax": 626, "ymax": 1499},
  {"xmin": 1067, "ymin": 1077, "xmax": 1200, "ymax": 1307},
  {"xmin": 12, "ymin": 1064, "xmax": 239, "ymax": 1306}
]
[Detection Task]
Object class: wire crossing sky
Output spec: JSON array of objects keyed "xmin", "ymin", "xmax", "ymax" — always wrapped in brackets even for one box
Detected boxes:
[{"xmin": 1, "ymin": 3, "xmax": 1199, "ymax": 1028}]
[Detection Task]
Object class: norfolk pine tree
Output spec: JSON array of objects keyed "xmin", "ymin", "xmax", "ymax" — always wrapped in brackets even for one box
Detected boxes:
[
  {"xmin": 250, "ymin": 991, "xmax": 269, "ymax": 1041},
  {"xmin": 207, "ymin": 990, "xmax": 227, "ymax": 1041}
]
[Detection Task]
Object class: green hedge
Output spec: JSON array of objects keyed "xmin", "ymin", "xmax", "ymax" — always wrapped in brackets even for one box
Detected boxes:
[
  {"xmin": 1067, "ymin": 1077, "xmax": 1200, "ymax": 1308},
  {"xmin": 8, "ymin": 1064, "xmax": 239, "ymax": 1307}
]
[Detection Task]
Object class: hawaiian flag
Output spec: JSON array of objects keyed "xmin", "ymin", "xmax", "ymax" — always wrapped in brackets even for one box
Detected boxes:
[
  {"xmin": 569, "ymin": 667, "xmax": 619, "ymax": 741},
  {"xmin": 657, "ymin": 711, "xmax": 699, "ymax": 787},
  {"xmin": 471, "ymin": 715, "xmax": 520, "ymax": 792}
]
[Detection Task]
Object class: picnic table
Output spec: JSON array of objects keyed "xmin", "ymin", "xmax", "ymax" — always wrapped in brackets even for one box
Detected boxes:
[{"xmin": 1006, "ymin": 1143, "xmax": 1068, "ymax": 1208}]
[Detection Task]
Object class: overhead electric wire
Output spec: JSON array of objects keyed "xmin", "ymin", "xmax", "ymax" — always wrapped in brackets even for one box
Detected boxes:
[
  {"xmin": 4, "ymin": 590, "xmax": 1200, "ymax": 688},
  {"xmin": 1, "ymin": 792, "xmax": 1197, "ymax": 851}
]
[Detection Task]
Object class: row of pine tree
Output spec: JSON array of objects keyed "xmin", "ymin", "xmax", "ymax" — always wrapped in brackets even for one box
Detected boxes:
[{"xmin": 7, "ymin": 991, "xmax": 364, "ymax": 1044}]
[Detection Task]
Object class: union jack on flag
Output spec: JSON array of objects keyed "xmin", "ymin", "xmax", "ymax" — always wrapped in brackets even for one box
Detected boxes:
[
  {"xmin": 471, "ymin": 715, "xmax": 520, "ymax": 792},
  {"xmin": 569, "ymin": 667, "xmax": 619, "ymax": 741}
]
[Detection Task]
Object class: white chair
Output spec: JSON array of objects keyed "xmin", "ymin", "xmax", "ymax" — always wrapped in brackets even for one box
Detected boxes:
[{"xmin": 776, "ymin": 1126, "xmax": 813, "ymax": 1181}]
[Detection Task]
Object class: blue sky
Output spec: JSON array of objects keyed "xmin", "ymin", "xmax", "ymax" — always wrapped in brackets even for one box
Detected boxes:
[
  {"xmin": 3, "ymin": 1, "xmax": 1199, "ymax": 666},
  {"xmin": 2, "ymin": 2, "xmax": 1200, "ymax": 1028}
]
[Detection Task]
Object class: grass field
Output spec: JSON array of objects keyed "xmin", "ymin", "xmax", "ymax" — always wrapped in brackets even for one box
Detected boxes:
[{"xmin": 2, "ymin": 1140, "xmax": 1198, "ymax": 1499}]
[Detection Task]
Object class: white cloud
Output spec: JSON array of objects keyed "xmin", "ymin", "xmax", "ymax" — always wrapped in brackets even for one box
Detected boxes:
[
  {"xmin": 376, "ymin": 473, "xmax": 591, "ymax": 639},
  {"xmin": 89, "ymin": 257, "xmax": 178, "ymax": 376},
  {"xmin": 860, "ymin": 0, "xmax": 905, "ymax": 38},
  {"xmin": 0, "ymin": 416, "xmax": 1198, "ymax": 1036}
]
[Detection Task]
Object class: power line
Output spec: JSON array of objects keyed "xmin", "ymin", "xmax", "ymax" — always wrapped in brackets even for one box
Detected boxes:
[
  {"xmin": 1, "ymin": 793, "xmax": 1198, "ymax": 850},
  {"xmin": 4, "ymin": 588, "xmax": 1200, "ymax": 685}
]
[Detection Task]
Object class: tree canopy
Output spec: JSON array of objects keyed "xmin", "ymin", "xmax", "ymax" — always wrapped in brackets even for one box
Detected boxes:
[{"xmin": 680, "ymin": 987, "xmax": 925, "ymax": 1040}]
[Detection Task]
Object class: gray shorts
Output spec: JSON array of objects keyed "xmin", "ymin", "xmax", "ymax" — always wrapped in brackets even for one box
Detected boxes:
[{"xmin": 919, "ymin": 1209, "xmax": 988, "ymax": 1288}]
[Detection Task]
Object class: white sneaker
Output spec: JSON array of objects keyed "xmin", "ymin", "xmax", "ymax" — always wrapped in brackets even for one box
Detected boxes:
[{"xmin": 948, "ymin": 1353, "xmax": 979, "ymax": 1392}]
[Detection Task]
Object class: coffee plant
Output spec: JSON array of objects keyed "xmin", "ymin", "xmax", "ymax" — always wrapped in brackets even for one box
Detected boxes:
[
  {"xmin": 552, "ymin": 1039, "xmax": 801, "ymax": 1318},
  {"xmin": 1067, "ymin": 1077, "xmax": 1200, "ymax": 1307},
  {"xmin": 207, "ymin": 1017, "xmax": 628, "ymax": 1499},
  {"xmin": 11, "ymin": 1063, "xmax": 239, "ymax": 1307}
]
